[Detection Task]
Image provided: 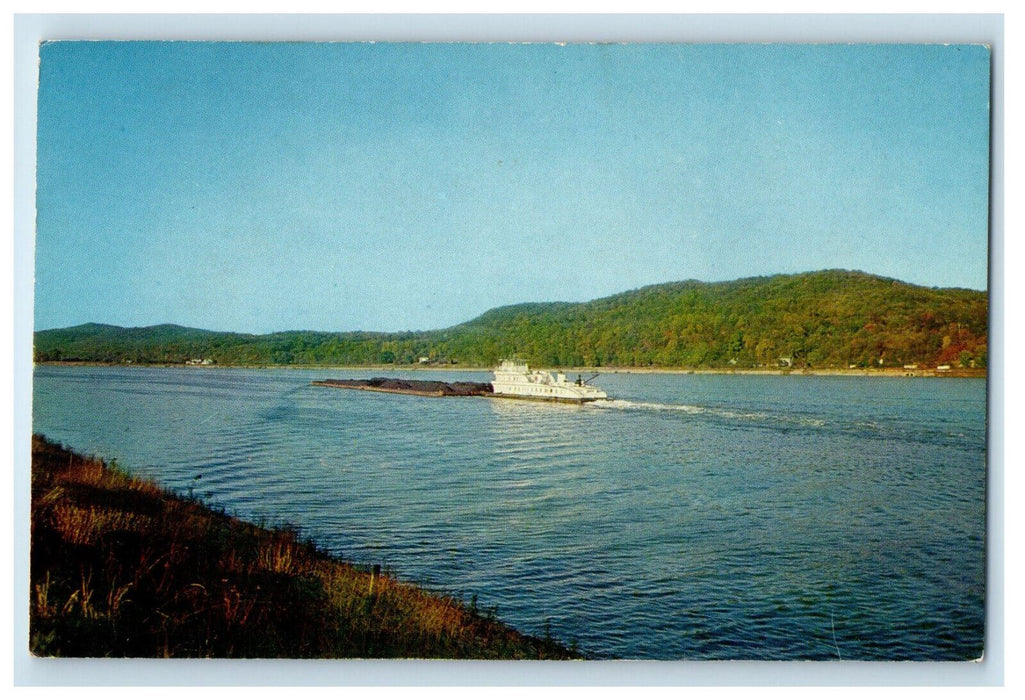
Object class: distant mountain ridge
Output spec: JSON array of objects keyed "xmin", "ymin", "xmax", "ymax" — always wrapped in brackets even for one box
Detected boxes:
[{"xmin": 35, "ymin": 270, "xmax": 988, "ymax": 369}]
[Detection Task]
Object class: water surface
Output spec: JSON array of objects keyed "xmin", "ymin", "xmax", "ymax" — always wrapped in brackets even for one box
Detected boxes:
[{"xmin": 32, "ymin": 366, "xmax": 986, "ymax": 660}]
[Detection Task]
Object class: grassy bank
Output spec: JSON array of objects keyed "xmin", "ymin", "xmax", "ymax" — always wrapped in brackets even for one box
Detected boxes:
[{"xmin": 29, "ymin": 435, "xmax": 579, "ymax": 659}]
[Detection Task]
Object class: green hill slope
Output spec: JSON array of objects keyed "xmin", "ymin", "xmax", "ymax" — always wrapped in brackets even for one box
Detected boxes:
[{"xmin": 35, "ymin": 270, "xmax": 988, "ymax": 369}]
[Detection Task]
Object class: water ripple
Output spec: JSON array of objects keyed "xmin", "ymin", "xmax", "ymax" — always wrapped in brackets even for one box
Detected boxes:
[{"xmin": 32, "ymin": 366, "xmax": 986, "ymax": 660}]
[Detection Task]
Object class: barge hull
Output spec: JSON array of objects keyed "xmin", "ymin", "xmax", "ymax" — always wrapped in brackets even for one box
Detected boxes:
[{"xmin": 487, "ymin": 393, "xmax": 602, "ymax": 405}]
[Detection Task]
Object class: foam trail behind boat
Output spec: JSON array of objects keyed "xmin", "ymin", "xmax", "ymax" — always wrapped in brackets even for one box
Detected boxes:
[{"xmin": 589, "ymin": 398, "xmax": 827, "ymax": 427}]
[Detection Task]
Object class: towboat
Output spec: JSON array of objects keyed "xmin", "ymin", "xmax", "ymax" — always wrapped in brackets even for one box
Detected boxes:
[{"xmin": 490, "ymin": 359, "xmax": 608, "ymax": 403}]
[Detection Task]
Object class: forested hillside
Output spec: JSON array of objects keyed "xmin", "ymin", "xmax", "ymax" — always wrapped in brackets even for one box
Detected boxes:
[{"xmin": 35, "ymin": 270, "xmax": 988, "ymax": 369}]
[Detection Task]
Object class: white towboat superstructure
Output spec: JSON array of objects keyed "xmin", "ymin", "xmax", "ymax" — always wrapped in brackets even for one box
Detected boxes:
[{"xmin": 490, "ymin": 359, "xmax": 608, "ymax": 403}]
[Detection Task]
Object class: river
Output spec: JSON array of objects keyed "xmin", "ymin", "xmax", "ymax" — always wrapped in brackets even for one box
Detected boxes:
[{"xmin": 31, "ymin": 365, "xmax": 987, "ymax": 660}]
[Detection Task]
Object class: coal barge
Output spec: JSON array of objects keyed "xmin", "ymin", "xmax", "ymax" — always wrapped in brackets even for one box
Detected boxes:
[
  {"xmin": 313, "ymin": 361, "xmax": 608, "ymax": 404},
  {"xmin": 311, "ymin": 377, "xmax": 493, "ymax": 397}
]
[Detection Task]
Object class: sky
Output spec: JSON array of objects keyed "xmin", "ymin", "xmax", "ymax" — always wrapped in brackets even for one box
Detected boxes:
[{"xmin": 34, "ymin": 41, "xmax": 992, "ymax": 334}]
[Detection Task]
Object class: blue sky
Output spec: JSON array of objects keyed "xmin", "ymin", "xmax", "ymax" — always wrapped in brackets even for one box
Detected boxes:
[{"xmin": 35, "ymin": 42, "xmax": 991, "ymax": 334}]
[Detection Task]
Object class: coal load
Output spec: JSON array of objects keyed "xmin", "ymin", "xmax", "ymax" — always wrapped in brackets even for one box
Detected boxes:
[{"xmin": 312, "ymin": 378, "xmax": 493, "ymax": 397}]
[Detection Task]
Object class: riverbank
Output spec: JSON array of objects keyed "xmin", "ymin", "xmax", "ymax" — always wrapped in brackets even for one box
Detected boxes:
[
  {"xmin": 29, "ymin": 435, "xmax": 579, "ymax": 659},
  {"xmin": 599, "ymin": 367, "xmax": 987, "ymax": 378},
  {"xmin": 36, "ymin": 361, "xmax": 986, "ymax": 378}
]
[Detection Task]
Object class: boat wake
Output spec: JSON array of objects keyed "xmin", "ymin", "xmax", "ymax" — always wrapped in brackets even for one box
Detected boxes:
[
  {"xmin": 588, "ymin": 398, "xmax": 826, "ymax": 427},
  {"xmin": 590, "ymin": 398, "xmax": 705, "ymax": 414}
]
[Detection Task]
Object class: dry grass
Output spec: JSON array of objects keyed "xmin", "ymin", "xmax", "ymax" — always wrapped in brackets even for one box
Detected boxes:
[{"xmin": 30, "ymin": 435, "xmax": 580, "ymax": 659}]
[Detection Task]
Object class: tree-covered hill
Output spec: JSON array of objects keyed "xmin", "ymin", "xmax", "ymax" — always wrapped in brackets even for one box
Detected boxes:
[{"xmin": 35, "ymin": 270, "xmax": 988, "ymax": 369}]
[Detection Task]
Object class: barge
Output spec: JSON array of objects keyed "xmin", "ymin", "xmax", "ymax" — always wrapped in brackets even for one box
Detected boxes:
[
  {"xmin": 311, "ymin": 378, "xmax": 492, "ymax": 396},
  {"xmin": 312, "ymin": 361, "xmax": 609, "ymax": 403}
]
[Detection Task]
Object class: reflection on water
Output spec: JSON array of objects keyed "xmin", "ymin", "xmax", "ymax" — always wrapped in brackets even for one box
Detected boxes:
[{"xmin": 32, "ymin": 366, "xmax": 986, "ymax": 660}]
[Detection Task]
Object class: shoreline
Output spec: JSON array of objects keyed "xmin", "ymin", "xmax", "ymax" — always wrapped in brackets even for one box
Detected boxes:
[
  {"xmin": 29, "ymin": 435, "xmax": 580, "ymax": 659},
  {"xmin": 37, "ymin": 361, "xmax": 987, "ymax": 379}
]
